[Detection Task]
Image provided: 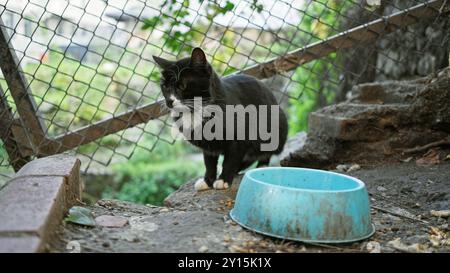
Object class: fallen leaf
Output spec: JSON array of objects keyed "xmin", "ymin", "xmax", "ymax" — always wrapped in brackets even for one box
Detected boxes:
[
  {"xmin": 387, "ymin": 238, "xmax": 431, "ymax": 253},
  {"xmin": 416, "ymin": 149, "xmax": 440, "ymax": 166},
  {"xmin": 430, "ymin": 226, "xmax": 447, "ymax": 237},
  {"xmin": 430, "ymin": 210, "xmax": 450, "ymax": 218},
  {"xmin": 229, "ymin": 245, "xmax": 250, "ymax": 253},
  {"xmin": 429, "ymin": 226, "xmax": 448, "ymax": 247},
  {"xmin": 65, "ymin": 206, "xmax": 96, "ymax": 227},
  {"xmin": 95, "ymin": 215, "xmax": 128, "ymax": 227}
]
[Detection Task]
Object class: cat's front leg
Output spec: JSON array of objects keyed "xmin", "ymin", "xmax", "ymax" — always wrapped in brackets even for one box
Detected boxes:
[
  {"xmin": 194, "ymin": 152, "xmax": 218, "ymax": 191},
  {"xmin": 214, "ymin": 143, "xmax": 245, "ymax": 190}
]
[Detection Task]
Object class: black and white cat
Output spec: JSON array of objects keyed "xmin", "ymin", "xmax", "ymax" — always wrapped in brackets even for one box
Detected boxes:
[{"xmin": 153, "ymin": 48, "xmax": 288, "ymax": 191}]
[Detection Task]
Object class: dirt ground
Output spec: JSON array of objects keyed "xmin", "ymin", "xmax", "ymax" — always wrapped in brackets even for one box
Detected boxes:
[{"xmin": 49, "ymin": 157, "xmax": 449, "ymax": 253}]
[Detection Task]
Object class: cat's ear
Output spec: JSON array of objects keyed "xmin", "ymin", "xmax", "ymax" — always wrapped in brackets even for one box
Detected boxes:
[
  {"xmin": 152, "ymin": 56, "xmax": 173, "ymax": 70},
  {"xmin": 190, "ymin": 47, "xmax": 207, "ymax": 67}
]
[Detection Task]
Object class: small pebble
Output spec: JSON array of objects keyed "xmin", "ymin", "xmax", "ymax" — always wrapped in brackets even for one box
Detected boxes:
[
  {"xmin": 199, "ymin": 246, "xmax": 208, "ymax": 253},
  {"xmin": 347, "ymin": 164, "xmax": 361, "ymax": 172}
]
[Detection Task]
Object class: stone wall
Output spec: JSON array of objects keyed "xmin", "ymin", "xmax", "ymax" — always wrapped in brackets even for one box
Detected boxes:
[{"xmin": 336, "ymin": 0, "xmax": 450, "ymax": 102}]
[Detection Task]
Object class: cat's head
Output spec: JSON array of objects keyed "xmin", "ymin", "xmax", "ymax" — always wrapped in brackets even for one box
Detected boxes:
[{"xmin": 153, "ymin": 48, "xmax": 214, "ymax": 110}]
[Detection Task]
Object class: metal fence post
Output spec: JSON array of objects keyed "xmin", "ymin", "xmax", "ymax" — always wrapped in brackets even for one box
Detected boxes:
[
  {"xmin": 0, "ymin": 85, "xmax": 31, "ymax": 171},
  {"xmin": 0, "ymin": 17, "xmax": 48, "ymax": 155}
]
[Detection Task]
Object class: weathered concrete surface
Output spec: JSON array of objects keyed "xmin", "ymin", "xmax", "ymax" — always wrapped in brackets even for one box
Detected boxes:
[
  {"xmin": 0, "ymin": 154, "xmax": 81, "ymax": 252},
  {"xmin": 164, "ymin": 175, "xmax": 243, "ymax": 211},
  {"xmin": 282, "ymin": 68, "xmax": 450, "ymax": 168},
  {"xmin": 0, "ymin": 237, "xmax": 41, "ymax": 253},
  {"xmin": 0, "ymin": 176, "xmax": 65, "ymax": 233},
  {"xmin": 49, "ymin": 161, "xmax": 450, "ymax": 253}
]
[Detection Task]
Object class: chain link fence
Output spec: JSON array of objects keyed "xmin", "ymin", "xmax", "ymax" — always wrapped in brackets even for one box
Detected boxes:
[{"xmin": 1, "ymin": 0, "xmax": 449, "ymax": 184}]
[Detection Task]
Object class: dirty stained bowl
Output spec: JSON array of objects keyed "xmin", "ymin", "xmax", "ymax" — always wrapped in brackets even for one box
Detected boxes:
[{"xmin": 230, "ymin": 167, "xmax": 375, "ymax": 243}]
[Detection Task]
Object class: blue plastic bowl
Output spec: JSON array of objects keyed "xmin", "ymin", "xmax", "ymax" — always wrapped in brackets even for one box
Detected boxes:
[{"xmin": 230, "ymin": 167, "xmax": 375, "ymax": 243}]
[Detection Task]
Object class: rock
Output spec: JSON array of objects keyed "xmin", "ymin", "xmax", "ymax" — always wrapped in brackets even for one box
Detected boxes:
[
  {"xmin": 377, "ymin": 186, "xmax": 387, "ymax": 192},
  {"xmin": 281, "ymin": 68, "xmax": 450, "ymax": 168},
  {"xmin": 347, "ymin": 164, "xmax": 361, "ymax": 172},
  {"xmin": 366, "ymin": 241, "xmax": 381, "ymax": 253},
  {"xmin": 278, "ymin": 132, "xmax": 307, "ymax": 162},
  {"xmin": 198, "ymin": 246, "xmax": 208, "ymax": 253},
  {"xmin": 336, "ymin": 164, "xmax": 348, "ymax": 172},
  {"xmin": 335, "ymin": 164, "xmax": 360, "ymax": 172}
]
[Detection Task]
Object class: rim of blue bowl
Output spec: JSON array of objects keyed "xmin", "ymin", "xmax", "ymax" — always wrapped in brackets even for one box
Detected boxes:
[
  {"xmin": 244, "ymin": 167, "xmax": 366, "ymax": 193},
  {"xmin": 229, "ymin": 209, "xmax": 376, "ymax": 243}
]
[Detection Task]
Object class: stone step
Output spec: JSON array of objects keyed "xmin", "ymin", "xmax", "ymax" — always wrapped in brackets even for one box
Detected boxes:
[
  {"xmin": 0, "ymin": 154, "xmax": 81, "ymax": 253},
  {"xmin": 309, "ymin": 103, "xmax": 410, "ymax": 141},
  {"xmin": 349, "ymin": 81, "xmax": 424, "ymax": 104}
]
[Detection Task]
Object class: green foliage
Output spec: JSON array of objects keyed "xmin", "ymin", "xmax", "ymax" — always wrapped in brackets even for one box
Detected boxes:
[
  {"xmin": 142, "ymin": 0, "xmax": 350, "ymax": 134},
  {"xmin": 0, "ymin": 0, "xmax": 353, "ymax": 204},
  {"xmin": 142, "ymin": 0, "xmax": 256, "ymax": 59},
  {"xmin": 19, "ymin": 48, "xmax": 159, "ymax": 137},
  {"xmin": 268, "ymin": 0, "xmax": 351, "ymax": 134},
  {"xmin": 103, "ymin": 139, "xmax": 203, "ymax": 205},
  {"xmin": 287, "ymin": 55, "xmax": 338, "ymax": 134}
]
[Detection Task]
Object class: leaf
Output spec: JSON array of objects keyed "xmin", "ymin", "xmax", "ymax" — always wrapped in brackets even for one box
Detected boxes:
[
  {"xmin": 387, "ymin": 238, "xmax": 431, "ymax": 253},
  {"xmin": 65, "ymin": 206, "xmax": 96, "ymax": 227},
  {"xmin": 416, "ymin": 149, "xmax": 440, "ymax": 166},
  {"xmin": 430, "ymin": 210, "xmax": 450, "ymax": 218},
  {"xmin": 224, "ymin": 1, "xmax": 235, "ymax": 12}
]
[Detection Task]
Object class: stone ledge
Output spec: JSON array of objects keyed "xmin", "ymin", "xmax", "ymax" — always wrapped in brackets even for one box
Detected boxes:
[
  {"xmin": 0, "ymin": 236, "xmax": 41, "ymax": 253},
  {"xmin": 0, "ymin": 154, "xmax": 81, "ymax": 253}
]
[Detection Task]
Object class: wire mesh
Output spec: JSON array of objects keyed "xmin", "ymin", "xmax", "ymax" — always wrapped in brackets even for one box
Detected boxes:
[{"xmin": 0, "ymin": 0, "xmax": 449, "ymax": 182}]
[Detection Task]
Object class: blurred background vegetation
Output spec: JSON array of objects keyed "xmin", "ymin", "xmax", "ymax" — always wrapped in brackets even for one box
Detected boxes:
[{"xmin": 1, "ymin": 0, "xmax": 352, "ymax": 204}]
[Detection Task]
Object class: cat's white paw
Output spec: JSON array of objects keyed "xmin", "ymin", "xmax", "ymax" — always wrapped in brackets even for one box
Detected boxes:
[
  {"xmin": 194, "ymin": 178, "xmax": 210, "ymax": 191},
  {"xmin": 213, "ymin": 179, "xmax": 229, "ymax": 190}
]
